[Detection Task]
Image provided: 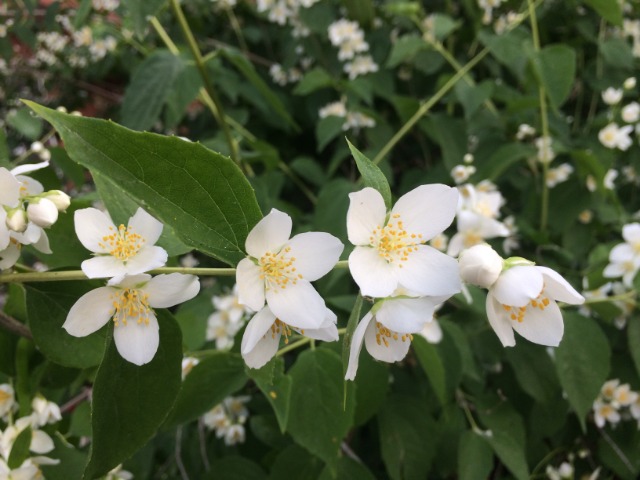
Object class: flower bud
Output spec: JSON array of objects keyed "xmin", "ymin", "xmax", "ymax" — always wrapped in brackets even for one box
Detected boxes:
[
  {"xmin": 45, "ymin": 190, "xmax": 71, "ymax": 211},
  {"xmin": 5, "ymin": 208, "xmax": 27, "ymax": 233},
  {"xmin": 27, "ymin": 198, "xmax": 58, "ymax": 228},
  {"xmin": 458, "ymin": 244, "xmax": 504, "ymax": 289}
]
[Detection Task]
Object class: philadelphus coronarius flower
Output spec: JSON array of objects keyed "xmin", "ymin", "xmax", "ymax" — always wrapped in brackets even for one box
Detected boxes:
[
  {"xmin": 347, "ymin": 185, "xmax": 461, "ymax": 298},
  {"xmin": 75, "ymin": 207, "xmax": 168, "ymax": 283},
  {"xmin": 236, "ymin": 208, "xmax": 343, "ymax": 329},
  {"xmin": 63, "ymin": 273, "xmax": 200, "ymax": 365}
]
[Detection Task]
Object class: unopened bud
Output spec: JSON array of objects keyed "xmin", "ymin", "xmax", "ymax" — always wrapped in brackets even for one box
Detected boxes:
[
  {"xmin": 45, "ymin": 190, "xmax": 71, "ymax": 211},
  {"xmin": 38, "ymin": 149, "xmax": 51, "ymax": 161},
  {"xmin": 458, "ymin": 244, "xmax": 504, "ymax": 288},
  {"xmin": 27, "ymin": 198, "xmax": 58, "ymax": 228},
  {"xmin": 6, "ymin": 208, "xmax": 27, "ymax": 233}
]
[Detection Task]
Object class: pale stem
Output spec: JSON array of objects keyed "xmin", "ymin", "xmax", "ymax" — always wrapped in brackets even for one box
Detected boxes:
[{"xmin": 276, "ymin": 328, "xmax": 347, "ymax": 357}]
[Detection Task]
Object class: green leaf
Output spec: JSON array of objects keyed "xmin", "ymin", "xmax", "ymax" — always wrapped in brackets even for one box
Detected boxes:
[
  {"xmin": 0, "ymin": 129, "xmax": 9, "ymax": 168},
  {"xmin": 220, "ymin": 48, "xmax": 299, "ymax": 131},
  {"xmin": 7, "ymin": 108, "xmax": 43, "ymax": 140},
  {"xmin": 121, "ymin": 0, "xmax": 167, "ymax": 39},
  {"xmin": 421, "ymin": 114, "xmax": 467, "ymax": 170},
  {"xmin": 413, "ymin": 335, "xmax": 447, "ymax": 405},
  {"xmin": 26, "ymin": 282, "xmax": 107, "ymax": 369},
  {"xmin": 319, "ymin": 456, "xmax": 376, "ymax": 480},
  {"xmin": 347, "ymin": 139, "xmax": 392, "ymax": 210},
  {"xmin": 599, "ymin": 38, "xmax": 635, "ymax": 69},
  {"xmin": 555, "ymin": 313, "xmax": 610, "ymax": 431},
  {"xmin": 478, "ymin": 28, "xmax": 530, "ymax": 80},
  {"xmin": 477, "ymin": 143, "xmax": 535, "ymax": 181},
  {"xmin": 378, "ymin": 394, "xmax": 439, "ymax": 480},
  {"xmin": 84, "ymin": 310, "xmax": 182, "ymax": 479},
  {"xmin": 293, "ymin": 67, "xmax": 334, "ymax": 95},
  {"xmin": 164, "ymin": 352, "xmax": 247, "ymax": 427},
  {"xmin": 581, "ymin": 0, "xmax": 623, "ymax": 26},
  {"xmin": 246, "ymin": 357, "xmax": 291, "ymax": 432},
  {"xmin": 120, "ymin": 51, "xmax": 185, "ymax": 131},
  {"xmin": 530, "ymin": 44, "xmax": 576, "ymax": 110},
  {"xmin": 287, "ymin": 349, "xmax": 355, "ymax": 473},
  {"xmin": 629, "ymin": 319, "xmax": 640, "ymax": 379},
  {"xmin": 7, "ymin": 426, "xmax": 31, "ymax": 469},
  {"xmin": 353, "ymin": 352, "xmax": 389, "ymax": 426},
  {"xmin": 164, "ymin": 64, "xmax": 202, "ymax": 128},
  {"xmin": 342, "ymin": 0, "xmax": 374, "ymax": 27},
  {"xmin": 25, "ymin": 101, "xmax": 263, "ymax": 266},
  {"xmin": 457, "ymin": 431, "xmax": 494, "ymax": 480},
  {"xmin": 270, "ymin": 444, "xmax": 324, "ymax": 480},
  {"xmin": 72, "ymin": 0, "xmax": 93, "ymax": 30},
  {"xmin": 385, "ymin": 35, "xmax": 425, "ymax": 68},
  {"xmin": 454, "ymin": 80, "xmax": 494, "ymax": 119},
  {"xmin": 505, "ymin": 342, "xmax": 560, "ymax": 404},
  {"xmin": 206, "ymin": 456, "xmax": 267, "ymax": 480},
  {"xmin": 41, "ymin": 436, "xmax": 88, "ymax": 480},
  {"xmin": 316, "ymin": 116, "xmax": 345, "ymax": 152}
]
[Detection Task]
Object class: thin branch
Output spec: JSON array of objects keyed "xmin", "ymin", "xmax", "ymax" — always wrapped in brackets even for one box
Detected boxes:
[
  {"xmin": 60, "ymin": 388, "xmax": 92, "ymax": 415},
  {"xmin": 0, "ymin": 311, "xmax": 32, "ymax": 340},
  {"xmin": 175, "ymin": 427, "xmax": 190, "ymax": 480}
]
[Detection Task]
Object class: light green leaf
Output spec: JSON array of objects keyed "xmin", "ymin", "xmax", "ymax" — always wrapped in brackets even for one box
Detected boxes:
[
  {"xmin": 84, "ymin": 310, "xmax": 182, "ymax": 479},
  {"xmin": 120, "ymin": 51, "xmax": 185, "ymax": 131},
  {"xmin": 555, "ymin": 312, "xmax": 610, "ymax": 431},
  {"xmin": 246, "ymin": 356, "xmax": 292, "ymax": 432},
  {"xmin": 164, "ymin": 352, "xmax": 247, "ymax": 427},
  {"xmin": 530, "ymin": 44, "xmax": 576, "ymax": 110},
  {"xmin": 347, "ymin": 139, "xmax": 392, "ymax": 210},
  {"xmin": 599, "ymin": 38, "xmax": 635, "ymax": 69},
  {"xmin": 581, "ymin": 0, "xmax": 623, "ymax": 26},
  {"xmin": 386, "ymin": 35, "xmax": 426, "ymax": 68},
  {"xmin": 413, "ymin": 335, "xmax": 447, "ymax": 405},
  {"xmin": 121, "ymin": 0, "xmax": 167, "ymax": 39},
  {"xmin": 7, "ymin": 108, "xmax": 43, "ymax": 140},
  {"xmin": 0, "ymin": 129, "xmax": 9, "ymax": 167},
  {"xmin": 287, "ymin": 349, "xmax": 356, "ymax": 473},
  {"xmin": 25, "ymin": 101, "xmax": 263, "ymax": 266},
  {"xmin": 457, "ymin": 431, "xmax": 494, "ymax": 480}
]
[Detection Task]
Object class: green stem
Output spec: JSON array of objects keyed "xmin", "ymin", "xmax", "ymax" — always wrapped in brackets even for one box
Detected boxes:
[
  {"xmin": 169, "ymin": 0, "xmax": 240, "ymax": 166},
  {"xmin": 276, "ymin": 328, "xmax": 347, "ymax": 357},
  {"xmin": 456, "ymin": 390, "xmax": 484, "ymax": 435},
  {"xmin": 582, "ymin": 291, "xmax": 636, "ymax": 305}
]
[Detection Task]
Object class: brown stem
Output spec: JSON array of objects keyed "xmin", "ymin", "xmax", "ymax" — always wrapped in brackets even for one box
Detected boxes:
[{"xmin": 0, "ymin": 311, "xmax": 32, "ymax": 340}]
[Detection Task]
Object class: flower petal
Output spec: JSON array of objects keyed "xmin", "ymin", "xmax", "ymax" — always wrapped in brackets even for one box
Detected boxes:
[
  {"xmin": 348, "ymin": 246, "xmax": 397, "ymax": 297},
  {"xmin": 345, "ymin": 312, "xmax": 374, "ymax": 381},
  {"xmin": 113, "ymin": 311, "xmax": 160, "ymax": 365},
  {"xmin": 0, "ymin": 212, "xmax": 9, "ymax": 251},
  {"xmin": 301, "ymin": 309, "xmax": 339, "ymax": 342},
  {"xmin": 236, "ymin": 258, "xmax": 265, "ymax": 311},
  {"xmin": 391, "ymin": 184, "xmax": 458, "ymax": 240},
  {"xmin": 81, "ymin": 255, "xmax": 128, "ymax": 279},
  {"xmin": 486, "ymin": 295, "xmax": 516, "ymax": 347},
  {"xmin": 245, "ymin": 209, "xmax": 292, "ymax": 258},
  {"xmin": 242, "ymin": 329, "xmax": 280, "ymax": 370},
  {"xmin": 491, "ymin": 266, "xmax": 543, "ymax": 307},
  {"xmin": 241, "ymin": 307, "xmax": 277, "ymax": 355},
  {"xmin": 74, "ymin": 208, "xmax": 116, "ymax": 253},
  {"xmin": 0, "ymin": 242, "xmax": 21, "ymax": 270},
  {"xmin": 0, "ymin": 168, "xmax": 20, "ymax": 207},
  {"xmin": 122, "ymin": 245, "xmax": 168, "ymax": 275},
  {"xmin": 396, "ymin": 245, "xmax": 461, "ymax": 297},
  {"xmin": 31, "ymin": 228, "xmax": 51, "ymax": 254},
  {"xmin": 266, "ymin": 280, "xmax": 326, "ymax": 329},
  {"xmin": 511, "ymin": 300, "xmax": 564, "ymax": 347},
  {"xmin": 610, "ymin": 244, "xmax": 634, "ymax": 263},
  {"xmin": 11, "ymin": 161, "xmax": 49, "ymax": 176},
  {"xmin": 63, "ymin": 287, "xmax": 115, "ymax": 337},
  {"xmin": 30, "ymin": 430, "xmax": 54, "ymax": 454},
  {"xmin": 128, "ymin": 208, "xmax": 163, "ymax": 245},
  {"xmin": 145, "ymin": 273, "xmax": 200, "ymax": 308},
  {"xmin": 347, "ymin": 188, "xmax": 387, "ymax": 246},
  {"xmin": 286, "ymin": 232, "xmax": 344, "ymax": 281},
  {"xmin": 364, "ymin": 318, "xmax": 412, "ymax": 363},
  {"xmin": 537, "ymin": 267, "xmax": 584, "ymax": 305},
  {"xmin": 376, "ymin": 296, "xmax": 448, "ymax": 333},
  {"xmin": 622, "ymin": 223, "xmax": 640, "ymax": 244},
  {"xmin": 419, "ymin": 320, "xmax": 443, "ymax": 344},
  {"xmin": 16, "ymin": 175, "xmax": 44, "ymax": 196}
]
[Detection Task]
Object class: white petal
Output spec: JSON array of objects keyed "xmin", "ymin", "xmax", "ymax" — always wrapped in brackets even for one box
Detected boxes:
[
  {"xmin": 245, "ymin": 209, "xmax": 292, "ymax": 258},
  {"xmin": 0, "ymin": 211, "xmax": 9, "ymax": 251},
  {"xmin": 0, "ymin": 168, "xmax": 20, "ymax": 207},
  {"xmin": 491, "ymin": 266, "xmax": 543, "ymax": 307},
  {"xmin": 236, "ymin": 258, "xmax": 265, "ymax": 311},
  {"xmin": 364, "ymin": 317, "xmax": 412, "ymax": 363},
  {"xmin": 128, "ymin": 208, "xmax": 163, "ymax": 245},
  {"xmin": 445, "ymin": 233, "xmax": 465, "ymax": 257},
  {"xmin": 347, "ymin": 188, "xmax": 387, "ymax": 245},
  {"xmin": 74, "ymin": 208, "xmax": 116, "ymax": 253},
  {"xmin": 420, "ymin": 320, "xmax": 443, "ymax": 344},
  {"xmin": 145, "ymin": 273, "xmax": 200, "ymax": 308},
  {"xmin": 391, "ymin": 184, "xmax": 458, "ymax": 240},
  {"xmin": 242, "ymin": 329, "xmax": 280, "ymax": 369},
  {"xmin": 622, "ymin": 223, "xmax": 640, "ymax": 244},
  {"xmin": 603, "ymin": 262, "xmax": 625, "ymax": 279},
  {"xmin": 396, "ymin": 245, "xmax": 461, "ymax": 297},
  {"xmin": 486, "ymin": 295, "xmax": 516, "ymax": 347},
  {"xmin": 63, "ymin": 287, "xmax": 114, "ymax": 337},
  {"xmin": 16, "ymin": 175, "xmax": 44, "ymax": 196},
  {"xmin": 348, "ymin": 246, "xmax": 397, "ymax": 297},
  {"xmin": 376, "ymin": 296, "xmax": 447, "ymax": 333},
  {"xmin": 31, "ymin": 228, "xmax": 51, "ymax": 254},
  {"xmin": 113, "ymin": 274, "xmax": 151, "ymax": 288},
  {"xmin": 266, "ymin": 280, "xmax": 326, "ymax": 329},
  {"xmin": 81, "ymin": 255, "xmax": 128, "ymax": 279},
  {"xmin": 122, "ymin": 245, "xmax": 168, "ymax": 275},
  {"xmin": 30, "ymin": 430, "xmax": 54, "ymax": 454},
  {"xmin": 537, "ymin": 267, "xmax": 584, "ymax": 305},
  {"xmin": 0, "ymin": 242, "xmax": 21, "ymax": 270},
  {"xmin": 11, "ymin": 161, "xmax": 49, "ymax": 176},
  {"xmin": 610, "ymin": 243, "xmax": 634, "ymax": 263},
  {"xmin": 113, "ymin": 312, "xmax": 160, "ymax": 365},
  {"xmin": 345, "ymin": 311, "xmax": 374, "ymax": 381},
  {"xmin": 511, "ymin": 300, "xmax": 564, "ymax": 347},
  {"xmin": 476, "ymin": 216, "xmax": 510, "ymax": 238},
  {"xmin": 241, "ymin": 307, "xmax": 277, "ymax": 355},
  {"xmin": 286, "ymin": 232, "xmax": 344, "ymax": 281},
  {"xmin": 301, "ymin": 309, "xmax": 339, "ymax": 342}
]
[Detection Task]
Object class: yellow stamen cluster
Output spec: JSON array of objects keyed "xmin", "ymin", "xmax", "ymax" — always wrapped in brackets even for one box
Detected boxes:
[
  {"xmin": 259, "ymin": 247, "xmax": 302, "ymax": 291},
  {"xmin": 98, "ymin": 224, "xmax": 145, "ymax": 262},
  {"xmin": 463, "ymin": 231, "xmax": 483, "ymax": 247},
  {"xmin": 271, "ymin": 319, "xmax": 293, "ymax": 344},
  {"xmin": 111, "ymin": 288, "xmax": 151, "ymax": 327},
  {"xmin": 502, "ymin": 291, "xmax": 550, "ymax": 323},
  {"xmin": 371, "ymin": 214, "xmax": 422, "ymax": 267},
  {"xmin": 375, "ymin": 322, "xmax": 412, "ymax": 347},
  {"xmin": 0, "ymin": 389, "xmax": 12, "ymax": 403}
]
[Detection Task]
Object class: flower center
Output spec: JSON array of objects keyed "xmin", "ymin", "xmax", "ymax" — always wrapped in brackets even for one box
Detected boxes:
[
  {"xmin": 269, "ymin": 319, "xmax": 303, "ymax": 344},
  {"xmin": 99, "ymin": 224, "xmax": 145, "ymax": 262},
  {"xmin": 502, "ymin": 291, "xmax": 550, "ymax": 322},
  {"xmin": 375, "ymin": 321, "xmax": 413, "ymax": 347},
  {"xmin": 371, "ymin": 214, "xmax": 422, "ymax": 266},
  {"xmin": 0, "ymin": 389, "xmax": 12, "ymax": 403},
  {"xmin": 259, "ymin": 247, "xmax": 302, "ymax": 290},
  {"xmin": 463, "ymin": 230, "xmax": 483, "ymax": 247},
  {"xmin": 111, "ymin": 288, "xmax": 151, "ymax": 327}
]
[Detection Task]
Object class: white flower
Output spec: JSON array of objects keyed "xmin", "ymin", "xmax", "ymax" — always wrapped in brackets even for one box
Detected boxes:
[
  {"xmin": 451, "ymin": 165, "xmax": 476, "ymax": 184},
  {"xmin": 602, "ymin": 87, "xmax": 623, "ymax": 105},
  {"xmin": 5, "ymin": 208, "xmax": 27, "ymax": 233},
  {"xmin": 44, "ymin": 190, "xmax": 71, "ymax": 211},
  {"xmin": 319, "ymin": 101, "xmax": 347, "ymax": 119},
  {"xmin": 624, "ymin": 77, "xmax": 636, "ymax": 89},
  {"xmin": 181, "ymin": 357, "xmax": 200, "ymax": 379},
  {"xmin": 63, "ymin": 273, "xmax": 200, "ymax": 365},
  {"xmin": 593, "ymin": 399, "xmax": 620, "ymax": 428},
  {"xmin": 74, "ymin": 207, "xmax": 168, "ymax": 282},
  {"xmin": 345, "ymin": 294, "xmax": 446, "ymax": 380},
  {"xmin": 418, "ymin": 317, "xmax": 443, "ymax": 344},
  {"xmin": 344, "ymin": 55, "xmax": 378, "ymax": 80},
  {"xmin": 241, "ymin": 305, "xmax": 338, "ymax": 369},
  {"xmin": 224, "ymin": 424, "xmax": 246, "ymax": 445},
  {"xmin": 457, "ymin": 184, "xmax": 504, "ymax": 218},
  {"xmin": 535, "ymin": 136, "xmax": 555, "ymax": 163},
  {"xmin": 603, "ymin": 223, "xmax": 640, "ymax": 287},
  {"xmin": 458, "ymin": 244, "xmax": 504, "ymax": 288},
  {"xmin": 598, "ymin": 123, "xmax": 633, "ymax": 150},
  {"xmin": 0, "ymin": 384, "xmax": 15, "ymax": 418},
  {"xmin": 447, "ymin": 210, "xmax": 510, "ymax": 256},
  {"xmin": 236, "ymin": 209, "xmax": 343, "ymax": 329},
  {"xmin": 486, "ymin": 265, "xmax": 584, "ymax": 347},
  {"xmin": 603, "ymin": 169, "xmax": 618, "ymax": 190},
  {"xmin": 516, "ymin": 123, "xmax": 536, "ymax": 140},
  {"xmin": 612, "ymin": 383, "xmax": 638, "ymax": 407},
  {"xmin": 30, "ymin": 396, "xmax": 61, "ymax": 427},
  {"xmin": 546, "ymin": 163, "xmax": 574, "ymax": 188},
  {"xmin": 621, "ymin": 102, "xmax": 640, "ymax": 123},
  {"xmin": 347, "ymin": 186, "xmax": 461, "ymax": 298},
  {"xmin": 26, "ymin": 198, "xmax": 58, "ymax": 228}
]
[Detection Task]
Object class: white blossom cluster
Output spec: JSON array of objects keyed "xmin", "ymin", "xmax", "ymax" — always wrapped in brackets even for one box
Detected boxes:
[
  {"xmin": 327, "ymin": 19, "xmax": 379, "ymax": 80},
  {"xmin": 256, "ymin": 0, "xmax": 319, "ymax": 36},
  {"xmin": 477, "ymin": 0, "xmax": 504, "ymax": 25},
  {"xmin": 203, "ymin": 396, "xmax": 250, "ymax": 446},
  {"xmin": 318, "ymin": 100, "xmax": 376, "ymax": 132},
  {"xmin": 598, "ymin": 79, "xmax": 639, "ymax": 153},
  {"xmin": 206, "ymin": 285, "xmax": 252, "ymax": 350},
  {"xmin": 592, "ymin": 379, "xmax": 640, "ymax": 428}
]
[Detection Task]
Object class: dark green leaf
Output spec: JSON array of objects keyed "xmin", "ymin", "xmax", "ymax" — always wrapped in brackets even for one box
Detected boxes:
[
  {"xmin": 7, "ymin": 426, "xmax": 31, "ymax": 469},
  {"xmin": 72, "ymin": 0, "xmax": 93, "ymax": 30},
  {"xmin": 347, "ymin": 139, "xmax": 392, "ymax": 209},
  {"xmin": 0, "ymin": 129, "xmax": 9, "ymax": 167},
  {"xmin": 530, "ymin": 44, "xmax": 576, "ymax": 110},
  {"xmin": 270, "ymin": 444, "xmax": 324, "ymax": 480},
  {"xmin": 247, "ymin": 357, "xmax": 291, "ymax": 432},
  {"xmin": 629, "ymin": 319, "xmax": 640, "ymax": 379},
  {"xmin": 386, "ymin": 35, "xmax": 425, "ymax": 68},
  {"xmin": 25, "ymin": 101, "xmax": 263, "ymax": 266},
  {"xmin": 121, "ymin": 0, "xmax": 167, "ymax": 39},
  {"xmin": 319, "ymin": 456, "xmax": 376, "ymax": 480},
  {"xmin": 505, "ymin": 342, "xmax": 560, "ymax": 404},
  {"xmin": 206, "ymin": 456, "xmax": 267, "ymax": 480},
  {"xmin": 41, "ymin": 436, "xmax": 88, "ymax": 480},
  {"xmin": 7, "ymin": 108, "xmax": 43, "ymax": 140},
  {"xmin": 413, "ymin": 335, "xmax": 447, "ymax": 405},
  {"xmin": 84, "ymin": 311, "xmax": 182, "ymax": 479},
  {"xmin": 353, "ymin": 351, "xmax": 389, "ymax": 426},
  {"xmin": 599, "ymin": 38, "xmax": 635, "ymax": 69},
  {"xmin": 457, "ymin": 431, "xmax": 494, "ymax": 480},
  {"xmin": 316, "ymin": 116, "xmax": 345, "ymax": 152},
  {"xmin": 581, "ymin": 0, "xmax": 623, "ymax": 26}
]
